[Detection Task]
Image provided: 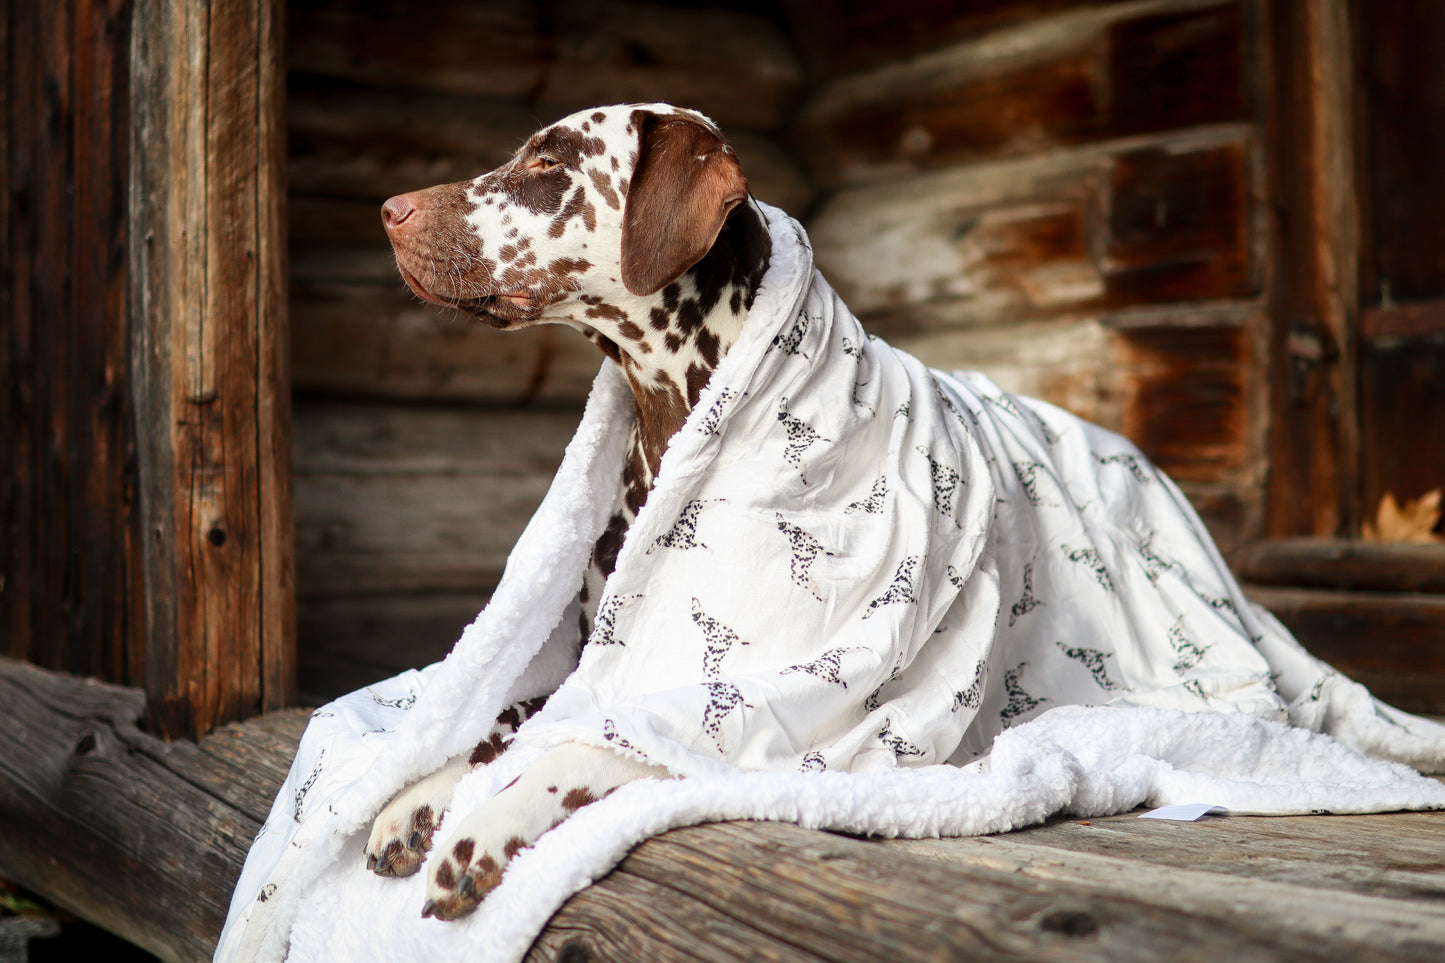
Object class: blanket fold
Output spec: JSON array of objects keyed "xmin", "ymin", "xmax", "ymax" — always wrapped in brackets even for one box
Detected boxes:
[{"xmin": 217, "ymin": 204, "xmax": 1445, "ymax": 963}]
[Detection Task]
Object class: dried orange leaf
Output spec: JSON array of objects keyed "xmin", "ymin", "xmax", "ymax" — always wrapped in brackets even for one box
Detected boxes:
[{"xmin": 1363, "ymin": 489, "xmax": 1442, "ymax": 543}]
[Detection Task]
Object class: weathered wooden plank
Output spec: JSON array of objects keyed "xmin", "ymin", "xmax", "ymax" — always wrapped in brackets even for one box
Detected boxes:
[
  {"xmin": 0, "ymin": 657, "xmax": 308, "ymax": 962},
  {"xmin": 808, "ymin": 127, "xmax": 1257, "ymax": 329},
  {"xmin": 792, "ymin": 0, "xmax": 1246, "ymax": 187},
  {"xmin": 286, "ymin": 0, "xmax": 802, "ymax": 131},
  {"xmin": 1244, "ymin": 587, "xmax": 1445, "ymax": 715},
  {"xmin": 957, "ymin": 795, "xmax": 1445, "ymax": 901},
  {"xmin": 591, "ymin": 819, "xmax": 1445, "ymax": 963},
  {"xmin": 1111, "ymin": 323, "xmax": 1252, "ymax": 483},
  {"xmin": 290, "ymin": 280, "xmax": 606, "ymax": 403},
  {"xmin": 782, "ymin": 0, "xmax": 1113, "ymax": 80},
  {"xmin": 1, "ymin": 0, "xmax": 139, "ymax": 685},
  {"xmin": 129, "ymin": 0, "xmax": 295, "ymax": 738},
  {"xmin": 1236, "ymin": 538, "xmax": 1445, "ymax": 594},
  {"xmin": 5, "ymin": 658, "xmax": 1445, "ymax": 962},
  {"xmin": 296, "ymin": 591, "xmax": 485, "ymax": 704},
  {"xmin": 1261, "ymin": 0, "xmax": 1361, "ymax": 538},
  {"xmin": 292, "ymin": 402, "xmax": 579, "ymax": 595},
  {"xmin": 287, "ymin": 78, "xmax": 815, "ymax": 216}
]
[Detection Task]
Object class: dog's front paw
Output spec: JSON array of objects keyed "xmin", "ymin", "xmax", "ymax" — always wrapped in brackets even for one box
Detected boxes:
[
  {"xmin": 420, "ymin": 741, "xmax": 666, "ymax": 919},
  {"xmin": 365, "ymin": 757, "xmax": 468, "ymax": 877}
]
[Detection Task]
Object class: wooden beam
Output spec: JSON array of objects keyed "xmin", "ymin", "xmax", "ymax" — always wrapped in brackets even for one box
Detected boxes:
[
  {"xmin": 1260, "ymin": 0, "xmax": 1361, "ymax": 537},
  {"xmin": 128, "ymin": 0, "xmax": 294, "ymax": 738},
  {"xmin": 3, "ymin": 657, "xmax": 1444, "ymax": 962},
  {"xmin": 1237, "ymin": 538, "xmax": 1445, "ymax": 594}
]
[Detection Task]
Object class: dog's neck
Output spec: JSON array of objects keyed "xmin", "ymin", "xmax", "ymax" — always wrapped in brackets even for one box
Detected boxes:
[{"xmin": 568, "ymin": 200, "xmax": 772, "ymax": 489}]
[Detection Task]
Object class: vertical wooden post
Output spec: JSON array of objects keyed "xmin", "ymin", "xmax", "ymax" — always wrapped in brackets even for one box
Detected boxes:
[
  {"xmin": 129, "ymin": 0, "xmax": 293, "ymax": 738},
  {"xmin": 1261, "ymin": 0, "xmax": 1361, "ymax": 537}
]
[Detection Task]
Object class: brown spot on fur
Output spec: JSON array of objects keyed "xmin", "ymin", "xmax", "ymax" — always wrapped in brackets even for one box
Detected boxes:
[
  {"xmin": 629, "ymin": 372, "xmax": 689, "ymax": 477},
  {"xmin": 617, "ymin": 319, "xmax": 646, "ymax": 342},
  {"xmin": 685, "ymin": 362, "xmax": 712, "ymax": 407},
  {"xmin": 550, "ymin": 187, "xmax": 595, "ymax": 238},
  {"xmin": 695, "ymin": 328, "xmax": 721, "ymax": 368},
  {"xmin": 664, "ymin": 332, "xmax": 683, "ymax": 353},
  {"xmin": 649, "ymin": 306, "xmax": 670, "ymax": 331},
  {"xmin": 434, "ymin": 861, "xmax": 457, "ymax": 889},
  {"xmin": 547, "ymin": 785, "xmax": 559, "ymax": 793},
  {"xmin": 497, "ymin": 704, "xmax": 522, "ymax": 729},
  {"xmin": 589, "ymin": 168, "xmax": 621, "ymax": 210},
  {"xmin": 503, "ymin": 836, "xmax": 528, "ymax": 860},
  {"xmin": 469, "ymin": 732, "xmax": 507, "ymax": 766},
  {"xmin": 506, "ymin": 164, "xmax": 568, "ymax": 216},
  {"xmin": 592, "ymin": 111, "xmax": 606, "ymax": 123},
  {"xmin": 593, "ymin": 512, "xmax": 629, "ymax": 578},
  {"xmin": 452, "ymin": 839, "xmax": 475, "ymax": 865},
  {"xmin": 561, "ymin": 788, "xmax": 598, "ymax": 812}
]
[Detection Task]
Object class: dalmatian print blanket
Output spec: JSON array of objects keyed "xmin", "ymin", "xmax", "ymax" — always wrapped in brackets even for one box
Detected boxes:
[{"xmin": 218, "ymin": 205, "xmax": 1445, "ymax": 962}]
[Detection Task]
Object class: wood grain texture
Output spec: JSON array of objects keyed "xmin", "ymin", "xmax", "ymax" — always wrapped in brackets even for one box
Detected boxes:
[
  {"xmin": 286, "ymin": 0, "xmax": 802, "ymax": 131},
  {"xmin": 292, "ymin": 402, "xmax": 578, "ymax": 595},
  {"xmin": 0, "ymin": 657, "xmax": 308, "ymax": 963},
  {"xmin": 1245, "ymin": 586, "xmax": 1445, "ymax": 714},
  {"xmin": 5, "ymin": 658, "xmax": 1445, "ymax": 962},
  {"xmin": 1, "ymin": 0, "xmax": 138, "ymax": 685},
  {"xmin": 792, "ymin": 0, "xmax": 1247, "ymax": 187},
  {"xmin": 1261, "ymin": 0, "xmax": 1361, "ymax": 538},
  {"xmin": 290, "ymin": 280, "xmax": 607, "ymax": 403},
  {"xmin": 129, "ymin": 0, "xmax": 294, "ymax": 738},
  {"xmin": 807, "ymin": 127, "xmax": 1258, "ymax": 330},
  {"xmin": 1236, "ymin": 538, "xmax": 1445, "ymax": 594}
]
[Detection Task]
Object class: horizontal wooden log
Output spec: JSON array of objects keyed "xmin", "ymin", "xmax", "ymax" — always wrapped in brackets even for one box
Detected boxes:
[
  {"xmin": 0, "ymin": 657, "xmax": 308, "ymax": 962},
  {"xmin": 782, "ymin": 0, "xmax": 1114, "ymax": 80},
  {"xmin": 1236, "ymin": 539, "xmax": 1445, "ymax": 594},
  {"xmin": 292, "ymin": 401, "xmax": 580, "ymax": 595},
  {"xmin": 288, "ymin": 78, "xmax": 815, "ymax": 215},
  {"xmin": 1244, "ymin": 587, "xmax": 1445, "ymax": 715},
  {"xmin": 792, "ymin": 0, "xmax": 1246, "ymax": 187},
  {"xmin": 808, "ymin": 126, "xmax": 1258, "ymax": 329},
  {"xmin": 286, "ymin": 0, "xmax": 802, "ymax": 130},
  {"xmin": 290, "ymin": 280, "xmax": 606, "ymax": 403},
  {"xmin": 5, "ymin": 657, "xmax": 1444, "ymax": 962},
  {"xmin": 296, "ymin": 592, "xmax": 488, "ymax": 704},
  {"xmin": 535, "ymin": 815, "xmax": 1445, "ymax": 962}
]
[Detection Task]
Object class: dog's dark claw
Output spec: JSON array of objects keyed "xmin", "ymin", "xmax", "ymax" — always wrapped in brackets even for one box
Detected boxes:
[
  {"xmin": 408, "ymin": 830, "xmax": 422, "ymax": 850},
  {"xmin": 456, "ymin": 874, "xmax": 475, "ymax": 897},
  {"xmin": 421, "ymin": 899, "xmax": 438, "ymax": 919},
  {"xmin": 366, "ymin": 853, "xmax": 377, "ymax": 871}
]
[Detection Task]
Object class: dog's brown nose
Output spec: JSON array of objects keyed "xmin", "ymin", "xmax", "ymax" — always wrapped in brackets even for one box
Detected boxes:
[{"xmin": 382, "ymin": 193, "xmax": 418, "ymax": 230}]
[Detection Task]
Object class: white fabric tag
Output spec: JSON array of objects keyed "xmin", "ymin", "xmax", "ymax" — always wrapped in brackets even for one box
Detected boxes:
[{"xmin": 1139, "ymin": 803, "xmax": 1227, "ymax": 821}]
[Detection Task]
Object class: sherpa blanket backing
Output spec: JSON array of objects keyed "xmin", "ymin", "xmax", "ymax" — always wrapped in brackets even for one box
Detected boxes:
[{"xmin": 217, "ymin": 204, "xmax": 1445, "ymax": 963}]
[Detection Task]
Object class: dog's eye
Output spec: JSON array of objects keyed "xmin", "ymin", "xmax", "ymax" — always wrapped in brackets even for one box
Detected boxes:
[{"xmin": 531, "ymin": 155, "xmax": 561, "ymax": 172}]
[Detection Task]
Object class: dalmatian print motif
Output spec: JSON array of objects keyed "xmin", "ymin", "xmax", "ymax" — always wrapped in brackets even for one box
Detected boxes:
[
  {"xmin": 862, "ymin": 555, "xmax": 921, "ymax": 619},
  {"xmin": 700, "ymin": 682, "xmax": 751, "ymax": 751},
  {"xmin": 877, "ymin": 718, "xmax": 926, "ymax": 759},
  {"xmin": 1168, "ymin": 616, "xmax": 1213, "ymax": 674},
  {"xmin": 1008, "ymin": 561, "xmax": 1042, "ymax": 627},
  {"xmin": 1094, "ymin": 452, "xmax": 1152, "ymax": 484},
  {"xmin": 863, "ymin": 652, "xmax": 906, "ymax": 712},
  {"xmin": 845, "ymin": 476, "xmax": 888, "ymax": 515},
  {"xmin": 648, "ymin": 498, "xmax": 723, "ymax": 553},
  {"xmin": 1056, "ymin": 642, "xmax": 1122, "ymax": 692},
  {"xmin": 777, "ymin": 398, "xmax": 829, "ymax": 481},
  {"xmin": 1137, "ymin": 531, "xmax": 1173, "ymax": 583},
  {"xmin": 774, "ymin": 513, "xmax": 835, "ymax": 600},
  {"xmin": 696, "ymin": 388, "xmax": 739, "ymax": 436},
  {"xmin": 1000, "ymin": 663, "xmax": 1048, "ymax": 726},
  {"xmin": 1061, "ymin": 543, "xmax": 1115, "ymax": 593},
  {"xmin": 601, "ymin": 718, "xmax": 648, "ymax": 759},
  {"xmin": 946, "ymin": 564, "xmax": 964, "ymax": 589},
  {"xmin": 1013, "ymin": 461, "xmax": 1060, "ymax": 508},
  {"xmin": 690, "ymin": 597, "xmax": 749, "ymax": 678},
  {"xmin": 799, "ymin": 751, "xmax": 827, "ymax": 772},
  {"xmin": 770, "ymin": 311, "xmax": 813, "ymax": 357},
  {"xmin": 590, "ymin": 593, "xmax": 643, "ymax": 646},
  {"xmin": 951, "ymin": 661, "xmax": 986, "ymax": 712},
  {"xmin": 780, "ymin": 646, "xmax": 862, "ymax": 689},
  {"xmin": 293, "ymin": 749, "xmax": 326, "ymax": 821},
  {"xmin": 916, "ymin": 445, "xmax": 963, "ymax": 517}
]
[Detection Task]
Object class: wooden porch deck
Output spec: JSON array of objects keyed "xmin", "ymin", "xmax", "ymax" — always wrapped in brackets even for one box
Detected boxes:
[{"xmin": 2, "ymin": 656, "xmax": 1443, "ymax": 962}]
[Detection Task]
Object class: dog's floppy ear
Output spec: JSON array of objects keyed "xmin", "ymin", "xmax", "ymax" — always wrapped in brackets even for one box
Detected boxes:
[{"xmin": 621, "ymin": 112, "xmax": 749, "ymax": 297}]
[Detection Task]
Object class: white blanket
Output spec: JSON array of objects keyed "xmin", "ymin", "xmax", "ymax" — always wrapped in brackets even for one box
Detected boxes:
[{"xmin": 217, "ymin": 205, "xmax": 1445, "ymax": 963}]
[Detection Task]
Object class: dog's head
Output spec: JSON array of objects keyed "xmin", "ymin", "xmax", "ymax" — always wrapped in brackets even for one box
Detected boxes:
[{"xmin": 381, "ymin": 104, "xmax": 751, "ymax": 331}]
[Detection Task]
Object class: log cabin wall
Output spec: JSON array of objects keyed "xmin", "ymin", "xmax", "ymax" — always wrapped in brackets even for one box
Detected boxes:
[
  {"xmin": 284, "ymin": 0, "xmax": 813, "ymax": 700},
  {"xmin": 287, "ymin": 0, "xmax": 1271, "ymax": 702}
]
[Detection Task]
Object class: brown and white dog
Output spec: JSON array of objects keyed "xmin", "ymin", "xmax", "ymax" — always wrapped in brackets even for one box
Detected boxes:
[{"xmin": 370, "ymin": 104, "xmax": 773, "ymax": 919}]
